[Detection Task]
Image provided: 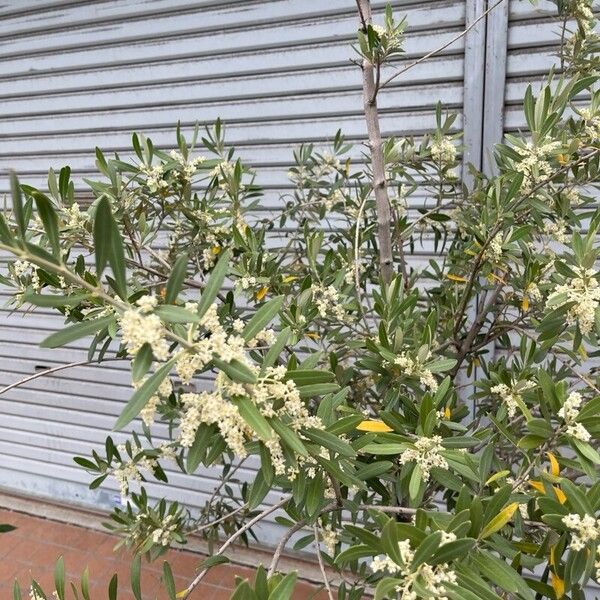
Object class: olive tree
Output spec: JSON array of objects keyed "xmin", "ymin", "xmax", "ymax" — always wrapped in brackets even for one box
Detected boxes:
[{"xmin": 2, "ymin": 1, "xmax": 600, "ymax": 599}]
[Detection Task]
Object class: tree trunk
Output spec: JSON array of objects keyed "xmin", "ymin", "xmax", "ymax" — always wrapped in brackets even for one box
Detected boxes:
[{"xmin": 357, "ymin": 0, "xmax": 394, "ymax": 284}]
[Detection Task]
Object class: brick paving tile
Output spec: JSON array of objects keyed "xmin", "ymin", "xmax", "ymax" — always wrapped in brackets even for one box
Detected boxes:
[{"xmin": 0, "ymin": 509, "xmax": 331, "ymax": 599}]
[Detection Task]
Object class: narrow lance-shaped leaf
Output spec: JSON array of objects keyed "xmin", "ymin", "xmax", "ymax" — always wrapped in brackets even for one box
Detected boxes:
[
  {"xmin": 33, "ymin": 192, "xmax": 61, "ymax": 259},
  {"xmin": 40, "ymin": 315, "xmax": 115, "ymax": 349},
  {"xmin": 242, "ymin": 295, "xmax": 284, "ymax": 342},
  {"xmin": 196, "ymin": 248, "xmax": 231, "ymax": 320},
  {"xmin": 10, "ymin": 172, "xmax": 26, "ymax": 238},
  {"xmin": 165, "ymin": 252, "xmax": 188, "ymax": 304},
  {"xmin": 115, "ymin": 357, "xmax": 177, "ymax": 430}
]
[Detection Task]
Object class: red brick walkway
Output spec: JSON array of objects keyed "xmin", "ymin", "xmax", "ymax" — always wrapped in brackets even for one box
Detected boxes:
[{"xmin": 0, "ymin": 508, "xmax": 328, "ymax": 599}]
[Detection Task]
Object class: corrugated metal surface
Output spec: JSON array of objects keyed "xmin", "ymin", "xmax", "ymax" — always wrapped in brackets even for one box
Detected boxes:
[{"xmin": 0, "ymin": 0, "xmax": 470, "ymax": 544}]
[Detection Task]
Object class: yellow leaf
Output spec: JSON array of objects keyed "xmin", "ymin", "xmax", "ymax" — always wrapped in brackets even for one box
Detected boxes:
[
  {"xmin": 479, "ymin": 502, "xmax": 519, "ymax": 539},
  {"xmin": 489, "ymin": 272, "xmax": 506, "ymax": 284},
  {"xmin": 444, "ymin": 406, "xmax": 451, "ymax": 419},
  {"xmin": 485, "ymin": 470, "xmax": 510, "ymax": 486},
  {"xmin": 529, "ymin": 480, "xmax": 545, "ymax": 494},
  {"xmin": 356, "ymin": 420, "xmax": 393, "ymax": 433},
  {"xmin": 550, "ymin": 544, "xmax": 557, "ymax": 567},
  {"xmin": 282, "ymin": 275, "xmax": 298, "ymax": 283},
  {"xmin": 211, "ymin": 245, "xmax": 221, "ymax": 255},
  {"xmin": 554, "ymin": 486, "xmax": 567, "ymax": 505},
  {"xmin": 557, "ymin": 154, "xmax": 569, "ymax": 166},
  {"xmin": 465, "ymin": 248, "xmax": 478, "ymax": 256},
  {"xmin": 255, "ymin": 286, "xmax": 268, "ymax": 301},
  {"xmin": 305, "ymin": 332, "xmax": 320, "ymax": 340},
  {"xmin": 447, "ymin": 274, "xmax": 467, "ymax": 283},
  {"xmin": 551, "ymin": 572, "xmax": 565, "ymax": 598},
  {"xmin": 522, "ymin": 295, "xmax": 530, "ymax": 311},
  {"xmin": 547, "ymin": 452, "xmax": 560, "ymax": 476}
]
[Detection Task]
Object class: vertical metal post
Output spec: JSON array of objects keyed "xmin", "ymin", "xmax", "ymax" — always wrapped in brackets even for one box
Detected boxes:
[{"xmin": 482, "ymin": 0, "xmax": 509, "ymax": 176}]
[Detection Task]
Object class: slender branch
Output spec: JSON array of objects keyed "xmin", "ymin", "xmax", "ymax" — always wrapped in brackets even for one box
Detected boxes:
[
  {"xmin": 313, "ymin": 525, "xmax": 335, "ymax": 600},
  {"xmin": 182, "ymin": 496, "xmax": 290, "ymax": 598},
  {"xmin": 378, "ymin": 0, "xmax": 506, "ymax": 92},
  {"xmin": 192, "ymin": 504, "xmax": 248, "ymax": 534},
  {"xmin": 357, "ymin": 0, "xmax": 395, "ymax": 284},
  {"xmin": 0, "ymin": 357, "xmax": 127, "ymax": 397},
  {"xmin": 267, "ymin": 517, "xmax": 309, "ymax": 577}
]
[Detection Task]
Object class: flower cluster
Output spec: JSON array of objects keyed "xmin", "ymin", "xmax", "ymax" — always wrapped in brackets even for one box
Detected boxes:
[
  {"xmin": 112, "ymin": 444, "xmax": 158, "ymax": 498},
  {"xmin": 318, "ymin": 521, "xmax": 339, "ymax": 555},
  {"xmin": 399, "ymin": 435, "xmax": 448, "ymax": 481},
  {"xmin": 490, "ymin": 380, "xmax": 535, "ymax": 419},
  {"xmin": 514, "ymin": 141, "xmax": 561, "ymax": 194},
  {"xmin": 311, "ymin": 284, "xmax": 347, "ymax": 321},
  {"xmin": 563, "ymin": 512, "xmax": 600, "ymax": 582},
  {"xmin": 151, "ymin": 513, "xmax": 178, "ymax": 546},
  {"xmin": 430, "ymin": 137, "xmax": 457, "ymax": 167},
  {"xmin": 371, "ymin": 538, "xmax": 457, "ymax": 600},
  {"xmin": 394, "ymin": 351, "xmax": 438, "ymax": 392},
  {"xmin": 141, "ymin": 164, "xmax": 168, "ymax": 193},
  {"xmin": 169, "ymin": 149, "xmax": 206, "ymax": 179},
  {"xmin": 63, "ymin": 202, "xmax": 87, "ymax": 229},
  {"xmin": 12, "ymin": 259, "xmax": 41, "ymax": 290},
  {"xmin": 558, "ymin": 391, "xmax": 591, "ymax": 442},
  {"xmin": 120, "ymin": 299, "xmax": 169, "ymax": 361},
  {"xmin": 546, "ymin": 266, "xmax": 600, "ymax": 334}
]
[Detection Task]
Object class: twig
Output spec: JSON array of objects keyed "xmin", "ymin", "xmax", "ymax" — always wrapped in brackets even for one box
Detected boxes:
[
  {"xmin": 313, "ymin": 525, "xmax": 335, "ymax": 600},
  {"xmin": 182, "ymin": 496, "xmax": 290, "ymax": 598},
  {"xmin": 267, "ymin": 517, "xmax": 309, "ymax": 577},
  {"xmin": 0, "ymin": 357, "xmax": 126, "ymax": 397},
  {"xmin": 192, "ymin": 504, "xmax": 248, "ymax": 534},
  {"xmin": 378, "ymin": 0, "xmax": 506, "ymax": 92}
]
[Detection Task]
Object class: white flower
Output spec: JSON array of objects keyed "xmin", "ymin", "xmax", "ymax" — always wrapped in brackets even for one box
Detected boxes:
[
  {"xmin": 490, "ymin": 380, "xmax": 535, "ymax": 419},
  {"xmin": 120, "ymin": 309, "xmax": 169, "ymax": 361},
  {"xmin": 566, "ymin": 422, "xmax": 591, "ymax": 442},
  {"xmin": 399, "ymin": 435, "xmax": 448, "ymax": 481},
  {"xmin": 311, "ymin": 284, "xmax": 346, "ymax": 321},
  {"xmin": 431, "ymin": 138, "xmax": 457, "ymax": 167},
  {"xmin": 151, "ymin": 514, "xmax": 178, "ymax": 546},
  {"xmin": 136, "ymin": 294, "xmax": 158, "ymax": 314},
  {"xmin": 562, "ymin": 513, "xmax": 600, "ymax": 552},
  {"xmin": 371, "ymin": 539, "xmax": 456, "ymax": 600},
  {"xmin": 546, "ymin": 266, "xmax": 600, "ymax": 334},
  {"xmin": 514, "ymin": 141, "xmax": 561, "ymax": 194}
]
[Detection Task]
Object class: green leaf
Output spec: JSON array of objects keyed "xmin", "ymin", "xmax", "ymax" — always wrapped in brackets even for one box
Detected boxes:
[
  {"xmin": 260, "ymin": 327, "xmax": 290, "ymax": 374},
  {"xmin": 114, "ymin": 357, "xmax": 176, "ymax": 430},
  {"xmin": 0, "ymin": 523, "xmax": 16, "ymax": 533},
  {"xmin": 213, "ymin": 358, "xmax": 258, "ymax": 384},
  {"xmin": 303, "ymin": 428, "xmax": 355, "ymax": 457},
  {"xmin": 131, "ymin": 556, "xmax": 142, "ymax": 600},
  {"xmin": 472, "ymin": 551, "xmax": 533, "ymax": 599},
  {"xmin": 22, "ymin": 292, "xmax": 89, "ymax": 307},
  {"xmin": 108, "ymin": 574, "xmax": 118, "ymax": 600},
  {"xmin": 165, "ymin": 253, "xmax": 188, "ymax": 304},
  {"xmin": 196, "ymin": 249, "xmax": 231, "ymax": 320},
  {"xmin": 162, "ymin": 562, "xmax": 176, "ymax": 600},
  {"xmin": 33, "ymin": 192, "xmax": 61, "ymax": 258},
  {"xmin": 94, "ymin": 197, "xmax": 127, "ymax": 299},
  {"xmin": 40, "ymin": 315, "xmax": 115, "ymax": 348},
  {"xmin": 334, "ymin": 544, "xmax": 374, "ymax": 566},
  {"xmin": 154, "ymin": 305, "xmax": 200, "ymax": 323},
  {"xmin": 231, "ymin": 396, "xmax": 274, "ymax": 441},
  {"xmin": 242, "ymin": 296, "xmax": 284, "ymax": 342},
  {"xmin": 186, "ymin": 424, "xmax": 214, "ymax": 473},
  {"xmin": 284, "ymin": 370, "xmax": 335, "ymax": 386},
  {"xmin": 268, "ymin": 571, "xmax": 297, "ymax": 600},
  {"xmin": 375, "ymin": 577, "xmax": 403, "ymax": 600},
  {"xmin": 409, "ymin": 464, "xmax": 423, "ymax": 499},
  {"xmin": 248, "ymin": 468, "xmax": 270, "ymax": 509},
  {"xmin": 131, "ymin": 343, "xmax": 153, "ymax": 382},
  {"xmin": 269, "ymin": 418, "xmax": 308, "ymax": 456},
  {"xmin": 430, "ymin": 538, "xmax": 476, "ymax": 565},
  {"xmin": 54, "ymin": 557, "xmax": 65, "ymax": 600},
  {"xmin": 298, "ymin": 383, "xmax": 339, "ymax": 398},
  {"xmin": 10, "ymin": 172, "xmax": 26, "ymax": 237},
  {"xmin": 361, "ymin": 443, "xmax": 405, "ymax": 455}
]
